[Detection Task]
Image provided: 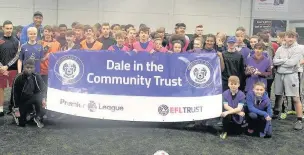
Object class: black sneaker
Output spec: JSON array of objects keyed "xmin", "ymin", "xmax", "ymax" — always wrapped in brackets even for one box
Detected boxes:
[{"xmin": 0, "ymin": 112, "xmax": 4, "ymax": 117}]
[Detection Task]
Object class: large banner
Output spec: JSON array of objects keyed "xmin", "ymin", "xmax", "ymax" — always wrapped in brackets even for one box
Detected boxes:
[
  {"xmin": 254, "ymin": 0, "xmax": 288, "ymax": 12},
  {"xmin": 47, "ymin": 50, "xmax": 222, "ymax": 122},
  {"xmin": 253, "ymin": 19, "xmax": 287, "ymax": 38}
]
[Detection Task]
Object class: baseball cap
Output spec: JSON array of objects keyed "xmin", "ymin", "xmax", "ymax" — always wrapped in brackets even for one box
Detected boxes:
[
  {"xmin": 227, "ymin": 36, "xmax": 237, "ymax": 43},
  {"xmin": 33, "ymin": 11, "xmax": 43, "ymax": 17},
  {"xmin": 175, "ymin": 23, "xmax": 186, "ymax": 28}
]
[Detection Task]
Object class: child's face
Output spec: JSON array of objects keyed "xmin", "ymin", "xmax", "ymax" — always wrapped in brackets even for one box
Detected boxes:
[
  {"xmin": 139, "ymin": 31, "xmax": 149, "ymax": 41},
  {"xmin": 253, "ymin": 85, "xmax": 265, "ymax": 97},
  {"xmin": 228, "ymin": 82, "xmax": 239, "ymax": 92},
  {"xmin": 193, "ymin": 39, "xmax": 202, "ymax": 49},
  {"xmin": 205, "ymin": 37, "xmax": 215, "ymax": 49},
  {"xmin": 66, "ymin": 35, "xmax": 75, "ymax": 43},
  {"xmin": 176, "ymin": 27, "xmax": 186, "ymax": 35},
  {"xmin": 284, "ymin": 35, "xmax": 296, "ymax": 46},
  {"xmin": 43, "ymin": 30, "xmax": 52, "ymax": 38},
  {"xmin": 128, "ymin": 30, "xmax": 136, "ymax": 40},
  {"xmin": 102, "ymin": 26, "xmax": 110, "ymax": 36},
  {"xmin": 59, "ymin": 27, "xmax": 67, "ymax": 37},
  {"xmin": 154, "ymin": 40, "xmax": 162, "ymax": 51},
  {"xmin": 116, "ymin": 36, "xmax": 125, "ymax": 46},
  {"xmin": 28, "ymin": 30, "xmax": 37, "ymax": 41},
  {"xmin": 195, "ymin": 27, "xmax": 203, "ymax": 36},
  {"xmin": 157, "ymin": 32, "xmax": 164, "ymax": 39},
  {"xmin": 85, "ymin": 29, "xmax": 94, "ymax": 38},
  {"xmin": 254, "ymin": 47, "xmax": 263, "ymax": 56},
  {"xmin": 250, "ymin": 38, "xmax": 258, "ymax": 49},
  {"xmin": 75, "ymin": 29, "xmax": 82, "ymax": 38},
  {"xmin": 23, "ymin": 64, "xmax": 34, "ymax": 75},
  {"xmin": 235, "ymin": 31, "xmax": 244, "ymax": 43},
  {"xmin": 227, "ymin": 42, "xmax": 236, "ymax": 49},
  {"xmin": 173, "ymin": 43, "xmax": 182, "ymax": 53},
  {"xmin": 111, "ymin": 26, "xmax": 121, "ymax": 35}
]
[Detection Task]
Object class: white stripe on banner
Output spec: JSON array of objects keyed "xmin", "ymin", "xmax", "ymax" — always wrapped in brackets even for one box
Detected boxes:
[{"xmin": 47, "ymin": 88, "xmax": 222, "ymax": 122}]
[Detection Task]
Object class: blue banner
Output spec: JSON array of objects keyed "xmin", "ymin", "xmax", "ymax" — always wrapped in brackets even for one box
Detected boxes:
[
  {"xmin": 48, "ymin": 50, "xmax": 222, "ymax": 97},
  {"xmin": 47, "ymin": 50, "xmax": 223, "ymax": 122}
]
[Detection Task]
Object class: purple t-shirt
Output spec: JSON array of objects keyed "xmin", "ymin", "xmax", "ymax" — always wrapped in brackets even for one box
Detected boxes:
[{"xmin": 19, "ymin": 43, "xmax": 44, "ymax": 73}]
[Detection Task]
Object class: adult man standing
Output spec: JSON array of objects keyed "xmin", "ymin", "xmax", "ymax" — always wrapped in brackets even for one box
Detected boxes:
[
  {"xmin": 20, "ymin": 11, "xmax": 43, "ymax": 45},
  {"xmin": 0, "ymin": 20, "xmax": 20, "ymax": 117}
]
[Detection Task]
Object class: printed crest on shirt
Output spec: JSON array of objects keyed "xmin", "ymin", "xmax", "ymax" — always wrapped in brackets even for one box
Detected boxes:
[
  {"xmin": 185, "ymin": 59, "xmax": 214, "ymax": 88},
  {"xmin": 54, "ymin": 55, "xmax": 84, "ymax": 85}
]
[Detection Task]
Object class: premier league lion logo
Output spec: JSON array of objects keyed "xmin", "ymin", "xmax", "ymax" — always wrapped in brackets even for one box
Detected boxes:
[
  {"xmin": 88, "ymin": 101, "xmax": 97, "ymax": 112},
  {"xmin": 185, "ymin": 59, "xmax": 214, "ymax": 88},
  {"xmin": 54, "ymin": 55, "xmax": 84, "ymax": 85}
]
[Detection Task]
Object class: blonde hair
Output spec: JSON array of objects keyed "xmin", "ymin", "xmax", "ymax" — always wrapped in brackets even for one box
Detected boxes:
[
  {"xmin": 27, "ymin": 27, "xmax": 37, "ymax": 34},
  {"xmin": 254, "ymin": 82, "xmax": 266, "ymax": 89},
  {"xmin": 228, "ymin": 76, "xmax": 240, "ymax": 84}
]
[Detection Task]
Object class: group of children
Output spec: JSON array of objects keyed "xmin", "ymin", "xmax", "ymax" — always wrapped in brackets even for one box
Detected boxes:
[{"xmin": 1, "ymin": 14, "xmax": 303, "ymax": 133}]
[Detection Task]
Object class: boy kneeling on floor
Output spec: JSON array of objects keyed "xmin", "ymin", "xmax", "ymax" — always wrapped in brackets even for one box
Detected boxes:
[
  {"xmin": 11, "ymin": 59, "xmax": 46, "ymax": 128},
  {"xmin": 247, "ymin": 82, "xmax": 272, "ymax": 138},
  {"xmin": 220, "ymin": 76, "xmax": 246, "ymax": 139}
]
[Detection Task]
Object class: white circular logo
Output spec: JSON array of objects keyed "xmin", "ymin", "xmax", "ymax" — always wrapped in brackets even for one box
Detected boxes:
[
  {"xmin": 54, "ymin": 55, "xmax": 84, "ymax": 85},
  {"xmin": 185, "ymin": 59, "xmax": 213, "ymax": 88}
]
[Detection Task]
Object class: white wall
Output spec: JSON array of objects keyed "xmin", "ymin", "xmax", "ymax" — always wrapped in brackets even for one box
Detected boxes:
[{"xmin": 0, "ymin": 0, "xmax": 252, "ymax": 35}]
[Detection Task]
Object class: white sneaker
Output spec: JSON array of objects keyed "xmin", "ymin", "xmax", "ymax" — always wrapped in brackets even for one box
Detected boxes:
[{"xmin": 33, "ymin": 117, "xmax": 44, "ymax": 128}]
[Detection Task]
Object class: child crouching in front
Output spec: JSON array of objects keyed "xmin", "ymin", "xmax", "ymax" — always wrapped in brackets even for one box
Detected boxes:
[
  {"xmin": 220, "ymin": 76, "xmax": 246, "ymax": 139},
  {"xmin": 247, "ymin": 82, "xmax": 272, "ymax": 138}
]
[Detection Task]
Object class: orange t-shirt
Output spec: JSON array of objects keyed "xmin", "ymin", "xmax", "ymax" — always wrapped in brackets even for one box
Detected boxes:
[
  {"xmin": 40, "ymin": 39, "xmax": 61, "ymax": 75},
  {"xmin": 80, "ymin": 40, "xmax": 103, "ymax": 50}
]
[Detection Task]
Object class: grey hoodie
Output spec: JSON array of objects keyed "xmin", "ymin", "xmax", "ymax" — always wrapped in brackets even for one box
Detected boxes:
[{"xmin": 273, "ymin": 42, "xmax": 303, "ymax": 74}]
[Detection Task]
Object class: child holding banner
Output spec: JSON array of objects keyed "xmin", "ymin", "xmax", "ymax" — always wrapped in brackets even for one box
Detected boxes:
[
  {"xmin": 247, "ymin": 82, "xmax": 272, "ymax": 138},
  {"xmin": 133, "ymin": 26, "xmax": 154, "ymax": 52},
  {"xmin": 124, "ymin": 28, "xmax": 137, "ymax": 50},
  {"xmin": 220, "ymin": 76, "xmax": 246, "ymax": 139},
  {"xmin": 74, "ymin": 24, "xmax": 85, "ymax": 45},
  {"xmin": 80, "ymin": 25, "xmax": 103, "ymax": 50},
  {"xmin": 152, "ymin": 36, "xmax": 168, "ymax": 53},
  {"xmin": 108, "ymin": 31, "xmax": 129, "ymax": 52},
  {"xmin": 245, "ymin": 42, "xmax": 272, "ymax": 93},
  {"xmin": 60, "ymin": 30, "xmax": 81, "ymax": 51}
]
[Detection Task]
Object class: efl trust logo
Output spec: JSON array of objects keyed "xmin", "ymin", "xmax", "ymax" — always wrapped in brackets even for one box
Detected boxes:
[{"xmin": 158, "ymin": 104, "xmax": 203, "ymax": 116}]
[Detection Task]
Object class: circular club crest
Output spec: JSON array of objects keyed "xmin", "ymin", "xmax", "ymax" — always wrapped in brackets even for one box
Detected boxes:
[
  {"xmin": 158, "ymin": 105, "xmax": 169, "ymax": 116},
  {"xmin": 185, "ymin": 59, "xmax": 214, "ymax": 88},
  {"xmin": 54, "ymin": 55, "xmax": 84, "ymax": 85}
]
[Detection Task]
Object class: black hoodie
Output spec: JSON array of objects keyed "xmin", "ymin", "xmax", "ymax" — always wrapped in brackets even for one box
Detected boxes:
[{"xmin": 11, "ymin": 73, "xmax": 46, "ymax": 107}]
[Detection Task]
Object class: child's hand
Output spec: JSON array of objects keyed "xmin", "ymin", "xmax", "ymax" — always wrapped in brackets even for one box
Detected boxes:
[
  {"xmin": 217, "ymin": 52, "xmax": 222, "ymax": 57},
  {"xmin": 221, "ymin": 111, "xmax": 229, "ymax": 117},
  {"xmin": 254, "ymin": 70, "xmax": 261, "ymax": 75},
  {"xmin": 238, "ymin": 111, "xmax": 245, "ymax": 117},
  {"xmin": 42, "ymin": 99, "xmax": 47, "ymax": 108},
  {"xmin": 149, "ymin": 49, "xmax": 155, "ymax": 54},
  {"xmin": 133, "ymin": 49, "xmax": 138, "ymax": 53},
  {"xmin": 265, "ymin": 116, "xmax": 272, "ymax": 121}
]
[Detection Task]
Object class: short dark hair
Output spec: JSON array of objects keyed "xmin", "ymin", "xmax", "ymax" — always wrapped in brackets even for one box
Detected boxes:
[
  {"xmin": 254, "ymin": 42, "xmax": 266, "ymax": 50},
  {"xmin": 125, "ymin": 24, "xmax": 134, "ymax": 30},
  {"xmin": 3, "ymin": 20, "xmax": 13, "ymax": 27},
  {"xmin": 111, "ymin": 24, "xmax": 120, "ymax": 30},
  {"xmin": 33, "ymin": 11, "xmax": 43, "ymax": 17},
  {"xmin": 24, "ymin": 58, "xmax": 35, "ymax": 66},
  {"xmin": 71, "ymin": 22, "xmax": 79, "ymax": 28},
  {"xmin": 139, "ymin": 26, "xmax": 150, "ymax": 33},
  {"xmin": 16, "ymin": 25, "xmax": 23, "ymax": 32},
  {"xmin": 84, "ymin": 25, "xmax": 93, "ymax": 32},
  {"xmin": 59, "ymin": 24, "xmax": 67, "ymax": 28}
]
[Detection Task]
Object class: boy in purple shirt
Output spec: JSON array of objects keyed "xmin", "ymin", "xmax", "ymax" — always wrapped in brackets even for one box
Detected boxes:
[
  {"xmin": 18, "ymin": 27, "xmax": 44, "ymax": 74},
  {"xmin": 247, "ymin": 82, "xmax": 272, "ymax": 138},
  {"xmin": 245, "ymin": 42, "xmax": 272, "ymax": 93},
  {"xmin": 220, "ymin": 76, "xmax": 246, "ymax": 139}
]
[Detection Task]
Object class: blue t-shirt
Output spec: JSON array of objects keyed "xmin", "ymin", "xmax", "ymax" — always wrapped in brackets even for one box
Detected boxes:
[{"xmin": 19, "ymin": 42, "xmax": 44, "ymax": 73}]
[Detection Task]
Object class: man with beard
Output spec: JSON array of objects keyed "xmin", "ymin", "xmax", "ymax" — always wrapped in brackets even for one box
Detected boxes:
[{"xmin": 20, "ymin": 11, "xmax": 43, "ymax": 45}]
